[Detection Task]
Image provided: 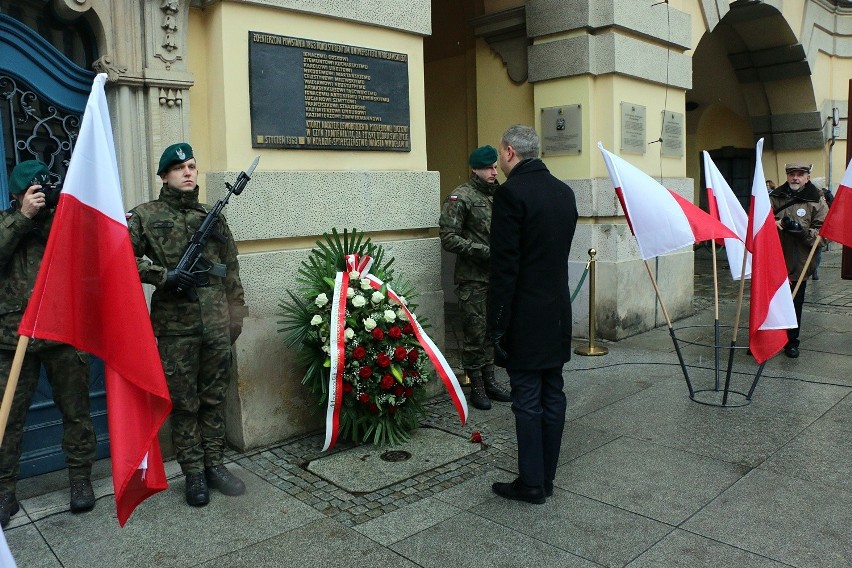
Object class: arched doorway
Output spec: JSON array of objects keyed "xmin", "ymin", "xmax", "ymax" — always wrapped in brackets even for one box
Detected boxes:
[{"xmin": 0, "ymin": 9, "xmax": 109, "ymax": 478}]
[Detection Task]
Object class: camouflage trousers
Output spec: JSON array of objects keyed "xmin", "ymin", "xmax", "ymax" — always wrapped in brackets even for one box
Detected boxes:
[
  {"xmin": 457, "ymin": 281, "xmax": 494, "ymax": 371},
  {"xmin": 157, "ymin": 332, "xmax": 233, "ymax": 475},
  {"xmin": 0, "ymin": 345, "xmax": 95, "ymax": 493}
]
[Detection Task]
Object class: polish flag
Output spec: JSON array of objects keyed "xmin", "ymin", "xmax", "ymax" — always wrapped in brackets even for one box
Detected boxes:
[
  {"xmin": 745, "ymin": 138, "xmax": 797, "ymax": 363},
  {"xmin": 598, "ymin": 143, "xmax": 737, "ymax": 259},
  {"xmin": 703, "ymin": 151, "xmax": 751, "ymax": 280},
  {"xmin": 17, "ymin": 74, "xmax": 172, "ymax": 526},
  {"xmin": 820, "ymin": 160, "xmax": 852, "ymax": 248}
]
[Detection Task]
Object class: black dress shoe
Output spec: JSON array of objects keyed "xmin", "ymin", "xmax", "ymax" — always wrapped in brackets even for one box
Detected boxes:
[
  {"xmin": 205, "ymin": 465, "xmax": 246, "ymax": 496},
  {"xmin": 0, "ymin": 493, "xmax": 19, "ymax": 528},
  {"xmin": 69, "ymin": 479, "xmax": 96, "ymax": 513},
  {"xmin": 784, "ymin": 345, "xmax": 800, "ymax": 358},
  {"xmin": 492, "ymin": 478, "xmax": 546, "ymax": 504},
  {"xmin": 185, "ymin": 472, "xmax": 210, "ymax": 507}
]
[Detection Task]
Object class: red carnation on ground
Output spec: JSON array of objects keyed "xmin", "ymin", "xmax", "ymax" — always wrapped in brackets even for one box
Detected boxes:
[
  {"xmin": 358, "ymin": 366, "xmax": 373, "ymax": 379},
  {"xmin": 372, "ymin": 328, "xmax": 384, "ymax": 341},
  {"xmin": 380, "ymin": 374, "xmax": 395, "ymax": 390},
  {"xmin": 393, "ymin": 346, "xmax": 408, "ymax": 361},
  {"xmin": 470, "ymin": 431, "xmax": 483, "ymax": 443},
  {"xmin": 389, "ymin": 326, "xmax": 402, "ymax": 339},
  {"xmin": 407, "ymin": 348, "xmax": 419, "ymax": 363},
  {"xmin": 376, "ymin": 353, "xmax": 391, "ymax": 368},
  {"xmin": 358, "ymin": 392, "xmax": 370, "ymax": 404},
  {"xmin": 352, "ymin": 345, "xmax": 367, "ymax": 360}
]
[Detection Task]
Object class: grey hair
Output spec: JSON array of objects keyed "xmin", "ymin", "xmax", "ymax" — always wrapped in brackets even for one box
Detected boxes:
[{"xmin": 501, "ymin": 124, "xmax": 540, "ymax": 159}]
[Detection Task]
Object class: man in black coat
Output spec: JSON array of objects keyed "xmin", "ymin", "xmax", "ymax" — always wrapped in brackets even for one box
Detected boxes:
[{"xmin": 488, "ymin": 124, "xmax": 578, "ymax": 504}]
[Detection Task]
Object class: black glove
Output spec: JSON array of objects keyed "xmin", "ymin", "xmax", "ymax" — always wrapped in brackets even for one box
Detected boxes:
[
  {"xmin": 780, "ymin": 216, "xmax": 804, "ymax": 234},
  {"xmin": 492, "ymin": 331, "xmax": 509, "ymax": 360},
  {"xmin": 229, "ymin": 323, "xmax": 242, "ymax": 345},
  {"xmin": 162, "ymin": 268, "xmax": 199, "ymax": 291}
]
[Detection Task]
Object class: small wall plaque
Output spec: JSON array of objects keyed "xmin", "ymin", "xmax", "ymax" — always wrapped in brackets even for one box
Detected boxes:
[
  {"xmin": 660, "ymin": 110, "xmax": 684, "ymax": 157},
  {"xmin": 620, "ymin": 102, "xmax": 646, "ymax": 155},
  {"xmin": 540, "ymin": 105, "xmax": 581, "ymax": 156}
]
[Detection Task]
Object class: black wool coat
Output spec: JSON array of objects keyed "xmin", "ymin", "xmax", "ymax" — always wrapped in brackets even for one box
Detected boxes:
[{"xmin": 487, "ymin": 158, "xmax": 578, "ymax": 370}]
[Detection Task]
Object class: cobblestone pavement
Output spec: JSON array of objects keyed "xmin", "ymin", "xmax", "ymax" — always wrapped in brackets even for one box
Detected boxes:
[{"xmin": 227, "ymin": 247, "xmax": 849, "ymax": 527}]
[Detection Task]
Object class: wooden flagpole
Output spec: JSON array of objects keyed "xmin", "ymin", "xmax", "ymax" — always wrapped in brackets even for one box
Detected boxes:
[
  {"xmin": 791, "ymin": 235, "xmax": 823, "ymax": 299},
  {"xmin": 0, "ymin": 335, "xmax": 30, "ymax": 448}
]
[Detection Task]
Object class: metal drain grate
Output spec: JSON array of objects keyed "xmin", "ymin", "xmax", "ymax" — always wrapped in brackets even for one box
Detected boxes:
[{"xmin": 380, "ymin": 450, "xmax": 412, "ymax": 462}]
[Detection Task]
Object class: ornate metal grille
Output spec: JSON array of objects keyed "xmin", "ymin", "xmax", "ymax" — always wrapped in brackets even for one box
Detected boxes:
[{"xmin": 1, "ymin": 73, "xmax": 82, "ymax": 186}]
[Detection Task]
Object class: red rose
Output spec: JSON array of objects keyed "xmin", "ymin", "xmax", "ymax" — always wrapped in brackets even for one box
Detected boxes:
[
  {"xmin": 404, "ymin": 387, "xmax": 413, "ymax": 397},
  {"xmin": 369, "ymin": 403, "xmax": 380, "ymax": 414},
  {"xmin": 389, "ymin": 326, "xmax": 402, "ymax": 339},
  {"xmin": 402, "ymin": 323, "xmax": 414, "ymax": 335},
  {"xmin": 358, "ymin": 366, "xmax": 373, "ymax": 379},
  {"xmin": 376, "ymin": 353, "xmax": 391, "ymax": 368},
  {"xmin": 352, "ymin": 346, "xmax": 367, "ymax": 360},
  {"xmin": 372, "ymin": 328, "xmax": 384, "ymax": 341},
  {"xmin": 358, "ymin": 392, "xmax": 370, "ymax": 404},
  {"xmin": 342, "ymin": 382, "xmax": 353, "ymax": 394},
  {"xmin": 393, "ymin": 346, "xmax": 408, "ymax": 361},
  {"xmin": 381, "ymin": 374, "xmax": 395, "ymax": 390},
  {"xmin": 407, "ymin": 348, "xmax": 419, "ymax": 363},
  {"xmin": 388, "ymin": 405, "xmax": 397, "ymax": 415},
  {"xmin": 393, "ymin": 385, "xmax": 404, "ymax": 397},
  {"xmin": 409, "ymin": 370, "xmax": 419, "ymax": 378}
]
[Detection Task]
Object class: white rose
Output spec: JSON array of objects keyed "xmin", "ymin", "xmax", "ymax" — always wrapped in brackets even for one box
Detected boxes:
[
  {"xmin": 398, "ymin": 295, "xmax": 407, "ymax": 305},
  {"xmin": 349, "ymin": 270, "xmax": 361, "ymax": 280},
  {"xmin": 351, "ymin": 295, "xmax": 367, "ymax": 308},
  {"xmin": 383, "ymin": 309, "xmax": 396, "ymax": 322},
  {"xmin": 344, "ymin": 328, "xmax": 355, "ymax": 340},
  {"xmin": 314, "ymin": 293, "xmax": 328, "ymax": 307},
  {"xmin": 346, "ymin": 287, "xmax": 355, "ymax": 298},
  {"xmin": 310, "ymin": 315, "xmax": 323, "ymax": 326},
  {"xmin": 360, "ymin": 279, "xmax": 373, "ymax": 291},
  {"xmin": 396, "ymin": 309, "xmax": 408, "ymax": 322},
  {"xmin": 363, "ymin": 317, "xmax": 377, "ymax": 331},
  {"xmin": 371, "ymin": 290, "xmax": 384, "ymax": 304},
  {"xmin": 321, "ymin": 345, "xmax": 330, "ymax": 353}
]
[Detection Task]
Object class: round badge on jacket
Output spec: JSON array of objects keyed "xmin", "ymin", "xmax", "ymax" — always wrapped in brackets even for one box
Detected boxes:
[{"xmin": 796, "ymin": 208, "xmax": 806, "ymax": 218}]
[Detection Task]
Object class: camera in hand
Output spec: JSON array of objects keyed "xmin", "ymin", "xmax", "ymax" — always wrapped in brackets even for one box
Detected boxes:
[
  {"xmin": 780, "ymin": 216, "xmax": 803, "ymax": 232},
  {"xmin": 31, "ymin": 178, "xmax": 63, "ymax": 208}
]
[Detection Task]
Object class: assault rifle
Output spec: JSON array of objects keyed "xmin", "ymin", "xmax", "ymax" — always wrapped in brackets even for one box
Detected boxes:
[{"xmin": 175, "ymin": 156, "xmax": 260, "ymax": 300}]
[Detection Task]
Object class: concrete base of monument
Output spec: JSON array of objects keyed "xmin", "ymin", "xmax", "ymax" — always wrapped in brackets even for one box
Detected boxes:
[{"xmin": 306, "ymin": 427, "xmax": 480, "ymax": 493}]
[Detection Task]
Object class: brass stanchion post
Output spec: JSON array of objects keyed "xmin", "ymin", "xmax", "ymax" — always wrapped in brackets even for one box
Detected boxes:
[{"xmin": 575, "ymin": 248, "xmax": 609, "ymax": 356}]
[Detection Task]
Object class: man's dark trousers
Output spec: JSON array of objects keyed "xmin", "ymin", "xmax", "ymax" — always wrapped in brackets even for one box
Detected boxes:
[
  {"xmin": 787, "ymin": 280, "xmax": 807, "ymax": 348},
  {"xmin": 508, "ymin": 366, "xmax": 566, "ymax": 488}
]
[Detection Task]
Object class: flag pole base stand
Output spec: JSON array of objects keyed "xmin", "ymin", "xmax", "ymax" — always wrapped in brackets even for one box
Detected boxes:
[
  {"xmin": 669, "ymin": 324, "xmax": 767, "ymax": 408},
  {"xmin": 574, "ymin": 345, "xmax": 609, "ymax": 356},
  {"xmin": 690, "ymin": 389, "xmax": 750, "ymax": 408}
]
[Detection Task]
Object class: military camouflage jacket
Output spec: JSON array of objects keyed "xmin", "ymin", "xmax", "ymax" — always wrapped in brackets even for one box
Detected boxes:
[
  {"xmin": 128, "ymin": 185, "xmax": 248, "ymax": 336},
  {"xmin": 770, "ymin": 181, "xmax": 828, "ymax": 281},
  {"xmin": 439, "ymin": 174, "xmax": 498, "ymax": 284},
  {"xmin": 0, "ymin": 207, "xmax": 59, "ymax": 350}
]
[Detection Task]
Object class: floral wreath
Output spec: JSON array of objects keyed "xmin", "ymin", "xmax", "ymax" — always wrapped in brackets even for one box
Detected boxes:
[{"xmin": 280, "ymin": 229, "xmax": 467, "ymax": 449}]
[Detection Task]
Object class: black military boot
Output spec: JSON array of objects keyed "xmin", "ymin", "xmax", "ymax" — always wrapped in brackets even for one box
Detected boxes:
[
  {"xmin": 0, "ymin": 493, "xmax": 19, "ymax": 528},
  {"xmin": 482, "ymin": 365, "xmax": 511, "ymax": 402},
  {"xmin": 69, "ymin": 478, "xmax": 96, "ymax": 513},
  {"xmin": 185, "ymin": 472, "xmax": 210, "ymax": 507},
  {"xmin": 467, "ymin": 369, "xmax": 491, "ymax": 410},
  {"xmin": 205, "ymin": 464, "xmax": 246, "ymax": 496}
]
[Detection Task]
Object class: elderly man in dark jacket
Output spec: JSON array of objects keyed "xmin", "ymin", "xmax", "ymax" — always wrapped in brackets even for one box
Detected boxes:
[{"xmin": 487, "ymin": 124, "xmax": 578, "ymax": 504}]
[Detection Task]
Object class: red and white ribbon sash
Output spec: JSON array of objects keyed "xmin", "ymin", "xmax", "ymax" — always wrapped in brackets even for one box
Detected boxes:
[
  {"xmin": 323, "ymin": 270, "xmax": 349, "ymax": 451},
  {"xmin": 321, "ymin": 254, "xmax": 468, "ymax": 451}
]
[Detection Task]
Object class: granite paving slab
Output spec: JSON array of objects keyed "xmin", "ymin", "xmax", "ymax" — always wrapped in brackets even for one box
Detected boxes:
[
  {"xmin": 625, "ymin": 529, "xmax": 790, "ymax": 567},
  {"xmin": 354, "ymin": 495, "xmax": 461, "ymax": 545},
  {"xmin": 3, "ymin": 523, "xmax": 62, "ymax": 567}
]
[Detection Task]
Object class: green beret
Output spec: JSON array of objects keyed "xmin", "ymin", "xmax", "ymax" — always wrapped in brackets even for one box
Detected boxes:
[
  {"xmin": 157, "ymin": 142, "xmax": 194, "ymax": 175},
  {"xmin": 8, "ymin": 160, "xmax": 50, "ymax": 195},
  {"xmin": 469, "ymin": 145, "xmax": 498, "ymax": 168}
]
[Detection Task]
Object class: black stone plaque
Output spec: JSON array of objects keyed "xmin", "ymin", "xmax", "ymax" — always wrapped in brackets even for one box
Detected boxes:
[{"xmin": 249, "ymin": 32, "xmax": 411, "ymax": 151}]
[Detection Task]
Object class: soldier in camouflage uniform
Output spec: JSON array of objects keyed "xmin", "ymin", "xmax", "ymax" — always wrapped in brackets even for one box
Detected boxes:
[
  {"xmin": 128, "ymin": 143, "xmax": 248, "ymax": 507},
  {"xmin": 0, "ymin": 160, "xmax": 96, "ymax": 527},
  {"xmin": 439, "ymin": 145, "xmax": 511, "ymax": 410}
]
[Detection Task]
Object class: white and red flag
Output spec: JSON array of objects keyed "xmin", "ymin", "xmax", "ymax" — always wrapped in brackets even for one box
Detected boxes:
[
  {"xmin": 17, "ymin": 74, "xmax": 172, "ymax": 526},
  {"xmin": 598, "ymin": 143, "xmax": 737, "ymax": 258},
  {"xmin": 703, "ymin": 151, "xmax": 752, "ymax": 280},
  {"xmin": 820, "ymin": 160, "xmax": 852, "ymax": 248},
  {"xmin": 745, "ymin": 138, "xmax": 797, "ymax": 363}
]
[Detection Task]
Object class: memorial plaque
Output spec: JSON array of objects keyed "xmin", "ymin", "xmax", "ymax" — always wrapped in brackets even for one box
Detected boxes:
[
  {"xmin": 620, "ymin": 102, "xmax": 646, "ymax": 154},
  {"xmin": 540, "ymin": 105, "xmax": 581, "ymax": 156},
  {"xmin": 660, "ymin": 110, "xmax": 684, "ymax": 157},
  {"xmin": 249, "ymin": 32, "xmax": 410, "ymax": 151}
]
